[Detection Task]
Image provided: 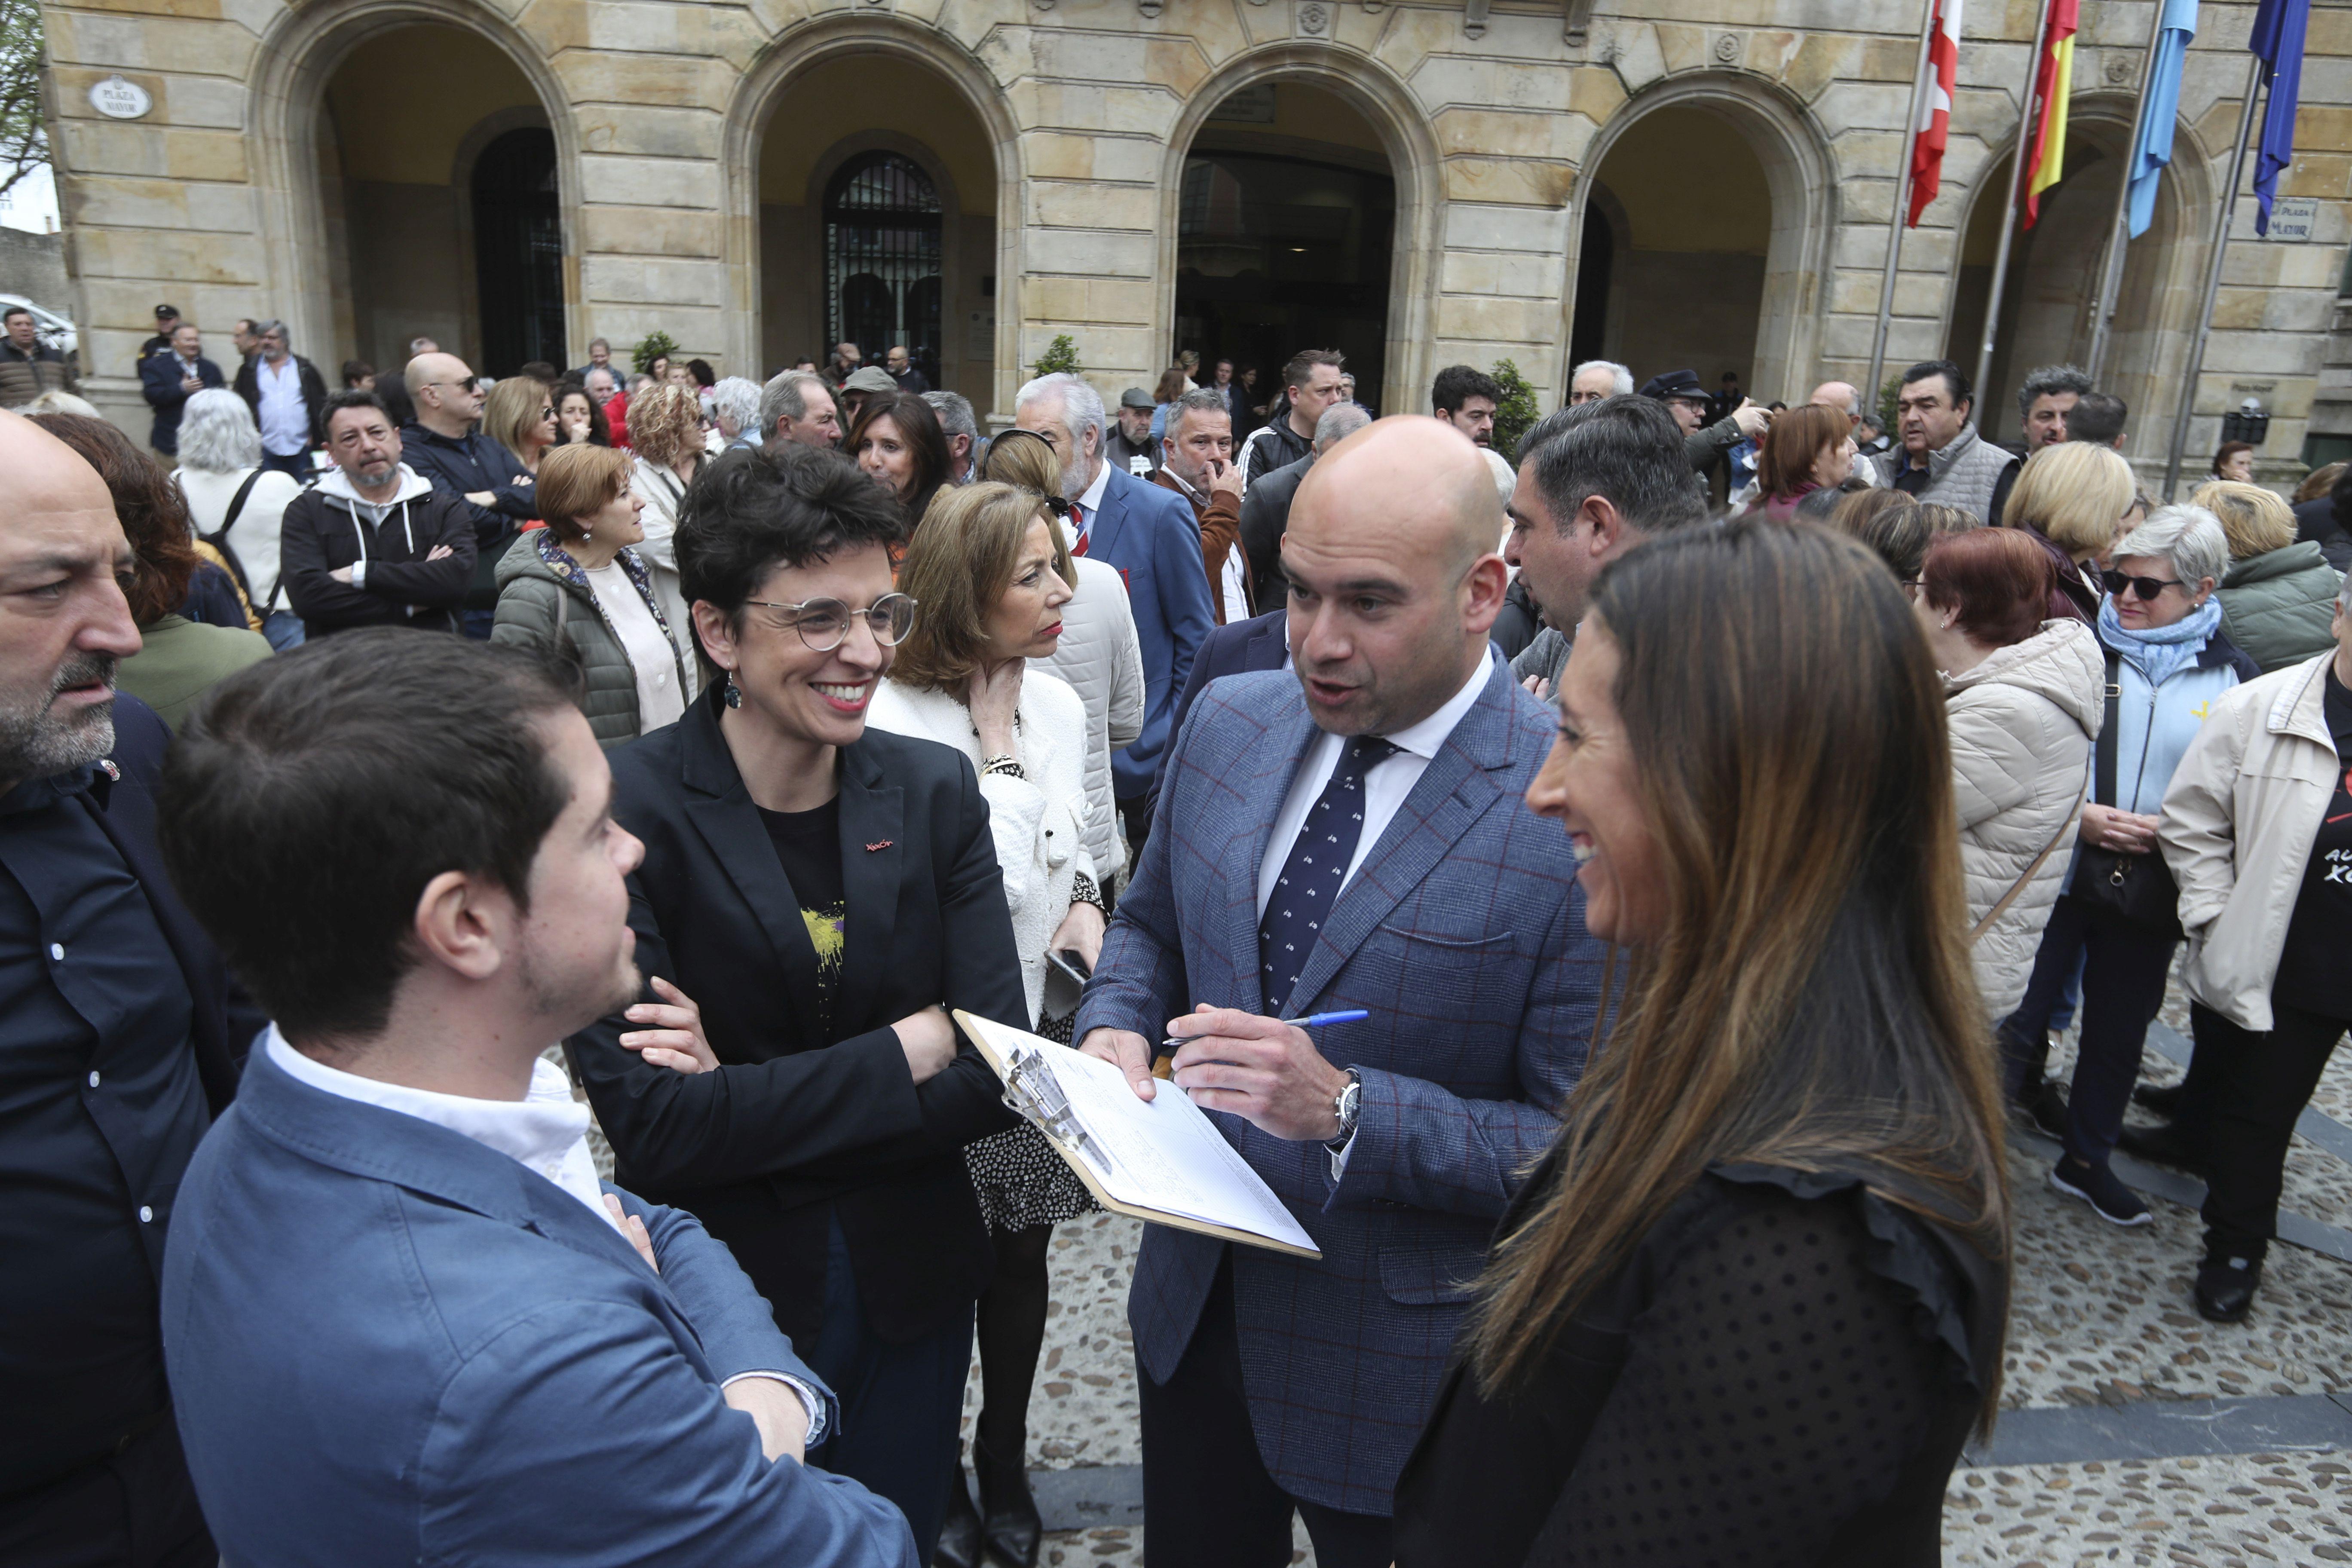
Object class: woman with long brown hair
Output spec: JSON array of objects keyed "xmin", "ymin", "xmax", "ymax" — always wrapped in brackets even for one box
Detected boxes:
[
  {"xmin": 848, "ymin": 390, "xmax": 951, "ymax": 535},
  {"xmin": 1394, "ymin": 520, "xmax": 2010, "ymax": 1567}
]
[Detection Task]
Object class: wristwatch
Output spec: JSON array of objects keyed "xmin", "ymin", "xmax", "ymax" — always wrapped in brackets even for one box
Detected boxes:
[{"xmin": 1329, "ymin": 1067, "xmax": 1363, "ymax": 1147}]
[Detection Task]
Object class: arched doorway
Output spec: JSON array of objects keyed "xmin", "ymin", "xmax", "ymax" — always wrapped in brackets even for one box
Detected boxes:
[
  {"xmin": 312, "ymin": 22, "xmax": 564, "ymax": 375},
  {"xmin": 1564, "ymin": 80, "xmax": 1832, "ymax": 404},
  {"xmin": 753, "ymin": 53, "xmax": 995, "ymax": 401},
  {"xmin": 1174, "ymin": 83, "xmax": 1396, "ymax": 413},
  {"xmin": 1945, "ymin": 111, "xmax": 2192, "ymax": 449},
  {"xmin": 1569, "ymin": 106, "xmax": 1766, "ymax": 395}
]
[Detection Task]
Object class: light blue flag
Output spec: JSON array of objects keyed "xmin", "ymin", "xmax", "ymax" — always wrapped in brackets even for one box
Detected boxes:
[{"xmin": 2126, "ymin": 0, "xmax": 2199, "ymax": 237}]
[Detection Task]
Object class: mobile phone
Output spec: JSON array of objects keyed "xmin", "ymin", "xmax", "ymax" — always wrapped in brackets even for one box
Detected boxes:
[{"xmin": 1046, "ymin": 949, "xmax": 1093, "ymax": 986}]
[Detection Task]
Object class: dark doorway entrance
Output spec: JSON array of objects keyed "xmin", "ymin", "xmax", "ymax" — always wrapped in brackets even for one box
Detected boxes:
[
  {"xmin": 825, "ymin": 152, "xmax": 943, "ymax": 387},
  {"xmin": 1175, "ymin": 151, "xmax": 1394, "ymax": 415},
  {"xmin": 1567, "ymin": 203, "xmax": 1615, "ymax": 373},
  {"xmin": 470, "ymin": 127, "xmax": 564, "ymax": 376}
]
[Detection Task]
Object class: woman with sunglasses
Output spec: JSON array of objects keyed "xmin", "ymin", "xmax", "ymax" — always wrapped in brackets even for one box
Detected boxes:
[
  {"xmin": 563, "ymin": 441, "xmax": 1029, "ymax": 1565},
  {"xmin": 481, "ymin": 374, "xmax": 558, "ymax": 476},
  {"xmin": 2000, "ymin": 506, "xmax": 2257, "ymax": 1227}
]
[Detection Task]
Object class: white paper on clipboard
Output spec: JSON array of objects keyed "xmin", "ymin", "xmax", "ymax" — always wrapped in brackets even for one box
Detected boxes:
[{"xmin": 958, "ymin": 1012, "xmax": 1320, "ymax": 1257}]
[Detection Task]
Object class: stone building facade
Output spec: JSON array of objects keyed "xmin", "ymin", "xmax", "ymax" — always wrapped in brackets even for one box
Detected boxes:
[{"xmin": 32, "ymin": 0, "xmax": 2352, "ymax": 483}]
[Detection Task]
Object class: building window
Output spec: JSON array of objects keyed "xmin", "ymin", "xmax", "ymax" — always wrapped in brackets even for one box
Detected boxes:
[
  {"xmin": 825, "ymin": 153, "xmax": 942, "ymax": 387},
  {"xmin": 471, "ymin": 128, "xmax": 565, "ymax": 376}
]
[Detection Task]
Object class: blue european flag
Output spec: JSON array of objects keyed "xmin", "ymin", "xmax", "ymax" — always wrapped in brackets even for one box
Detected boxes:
[{"xmin": 2250, "ymin": 0, "xmax": 2309, "ymax": 236}]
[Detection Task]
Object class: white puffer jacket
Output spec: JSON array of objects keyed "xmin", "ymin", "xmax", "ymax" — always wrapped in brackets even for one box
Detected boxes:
[
  {"xmin": 1945, "ymin": 619, "xmax": 2104, "ymax": 1014},
  {"xmin": 1035, "ymin": 556, "xmax": 1143, "ymax": 886},
  {"xmin": 868, "ymin": 670, "xmax": 1096, "ymax": 1020}
]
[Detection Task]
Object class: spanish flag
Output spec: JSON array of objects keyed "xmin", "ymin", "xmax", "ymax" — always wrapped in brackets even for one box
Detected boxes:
[{"xmin": 2021, "ymin": 0, "xmax": 2080, "ymax": 228}]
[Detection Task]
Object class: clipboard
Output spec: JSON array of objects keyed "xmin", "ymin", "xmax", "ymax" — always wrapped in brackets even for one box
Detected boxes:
[{"xmin": 956, "ymin": 1010, "xmax": 1323, "ymax": 1260}]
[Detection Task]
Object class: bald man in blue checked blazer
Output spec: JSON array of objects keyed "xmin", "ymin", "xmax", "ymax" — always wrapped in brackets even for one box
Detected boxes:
[{"xmin": 1073, "ymin": 416, "xmax": 1602, "ymax": 1568}]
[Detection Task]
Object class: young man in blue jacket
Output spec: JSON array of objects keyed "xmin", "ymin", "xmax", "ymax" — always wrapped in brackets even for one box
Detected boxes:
[{"xmin": 154, "ymin": 632, "xmax": 916, "ymax": 1568}]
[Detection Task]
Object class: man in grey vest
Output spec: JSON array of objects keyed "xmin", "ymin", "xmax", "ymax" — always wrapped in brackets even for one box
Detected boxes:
[{"xmin": 1870, "ymin": 359, "xmax": 2020, "ymax": 526}]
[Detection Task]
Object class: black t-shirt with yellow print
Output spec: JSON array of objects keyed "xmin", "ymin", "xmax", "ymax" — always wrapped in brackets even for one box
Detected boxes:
[{"xmin": 757, "ymin": 798, "xmax": 846, "ymax": 1038}]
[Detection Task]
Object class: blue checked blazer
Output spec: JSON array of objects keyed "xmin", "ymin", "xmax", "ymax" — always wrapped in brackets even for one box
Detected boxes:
[{"xmin": 1073, "ymin": 655, "xmax": 1602, "ymax": 1514}]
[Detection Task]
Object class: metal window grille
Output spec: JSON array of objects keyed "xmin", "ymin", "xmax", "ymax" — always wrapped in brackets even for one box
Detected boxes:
[
  {"xmin": 472, "ymin": 128, "xmax": 565, "ymax": 375},
  {"xmin": 825, "ymin": 153, "xmax": 943, "ymax": 386}
]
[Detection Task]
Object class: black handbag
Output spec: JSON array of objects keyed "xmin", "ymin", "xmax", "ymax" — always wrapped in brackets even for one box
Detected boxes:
[{"xmin": 2071, "ymin": 651, "xmax": 2183, "ymax": 937}]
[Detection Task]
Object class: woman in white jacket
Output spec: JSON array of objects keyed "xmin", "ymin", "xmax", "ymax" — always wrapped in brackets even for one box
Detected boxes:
[
  {"xmin": 173, "ymin": 389, "xmax": 306, "ymax": 648},
  {"xmin": 1914, "ymin": 527, "xmax": 2103, "ymax": 1016},
  {"xmin": 865, "ymin": 480, "xmax": 1101, "ymax": 1568},
  {"xmin": 984, "ymin": 426, "xmax": 1145, "ymax": 891},
  {"xmin": 2156, "ymin": 579, "xmax": 2352, "ymax": 1323}
]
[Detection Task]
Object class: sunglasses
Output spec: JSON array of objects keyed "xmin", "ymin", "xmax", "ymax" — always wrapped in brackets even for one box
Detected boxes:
[
  {"xmin": 744, "ymin": 593, "xmax": 919, "ymax": 652},
  {"xmin": 425, "ymin": 377, "xmax": 480, "ymax": 395},
  {"xmin": 2100, "ymin": 570, "xmax": 2187, "ymax": 601}
]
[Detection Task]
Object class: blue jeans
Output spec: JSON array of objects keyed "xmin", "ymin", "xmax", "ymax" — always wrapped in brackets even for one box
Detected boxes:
[
  {"xmin": 260, "ymin": 450, "xmax": 312, "ymax": 481},
  {"xmin": 260, "ymin": 609, "xmax": 305, "ymax": 651}
]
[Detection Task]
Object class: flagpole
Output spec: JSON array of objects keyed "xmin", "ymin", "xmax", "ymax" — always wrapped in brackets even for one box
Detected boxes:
[
  {"xmin": 2162, "ymin": 53, "xmax": 2267, "ymax": 502},
  {"xmin": 1865, "ymin": 0, "xmax": 1941, "ymax": 416},
  {"xmin": 2084, "ymin": 0, "xmax": 2171, "ymax": 382},
  {"xmin": 1972, "ymin": 0, "xmax": 2058, "ymax": 409}
]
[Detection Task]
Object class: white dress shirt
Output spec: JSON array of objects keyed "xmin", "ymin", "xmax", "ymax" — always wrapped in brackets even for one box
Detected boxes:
[
  {"xmin": 254, "ymin": 355, "xmax": 307, "ymax": 457},
  {"xmin": 1254, "ymin": 647, "xmax": 1494, "ymax": 920},
  {"xmin": 1070, "ymin": 454, "xmax": 1113, "ymax": 550},
  {"xmin": 263, "ymin": 1027, "xmax": 825, "ymax": 1438}
]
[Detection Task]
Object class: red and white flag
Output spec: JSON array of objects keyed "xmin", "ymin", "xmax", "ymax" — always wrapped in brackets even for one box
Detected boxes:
[{"xmin": 1908, "ymin": 0, "xmax": 1963, "ymax": 226}]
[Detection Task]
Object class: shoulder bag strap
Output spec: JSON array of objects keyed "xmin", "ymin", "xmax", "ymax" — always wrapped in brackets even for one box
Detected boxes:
[
  {"xmin": 218, "ymin": 468, "xmax": 264, "ymax": 538},
  {"xmin": 2097, "ymin": 650, "xmax": 2122, "ymax": 808},
  {"xmin": 1968, "ymin": 785, "xmax": 2086, "ymax": 945}
]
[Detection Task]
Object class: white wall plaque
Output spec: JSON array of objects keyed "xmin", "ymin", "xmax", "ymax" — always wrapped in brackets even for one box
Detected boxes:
[
  {"xmin": 88, "ymin": 75, "xmax": 152, "ymax": 119},
  {"xmin": 2266, "ymin": 196, "xmax": 2318, "ymax": 242}
]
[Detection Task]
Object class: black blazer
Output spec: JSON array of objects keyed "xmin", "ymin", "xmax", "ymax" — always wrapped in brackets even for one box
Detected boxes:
[
  {"xmin": 567, "ymin": 689, "xmax": 1023, "ymax": 1345},
  {"xmin": 1239, "ymin": 453, "xmax": 1312, "ymax": 614}
]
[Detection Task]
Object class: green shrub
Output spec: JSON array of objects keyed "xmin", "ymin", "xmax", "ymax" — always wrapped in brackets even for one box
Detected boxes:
[
  {"xmin": 1491, "ymin": 358, "xmax": 1539, "ymax": 460},
  {"xmin": 1034, "ymin": 334, "xmax": 1080, "ymax": 377}
]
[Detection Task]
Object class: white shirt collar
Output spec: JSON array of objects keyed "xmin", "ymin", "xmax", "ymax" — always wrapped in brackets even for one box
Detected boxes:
[
  {"xmin": 264, "ymin": 1026, "xmax": 616, "ymax": 1230},
  {"xmin": 1378, "ymin": 646, "xmax": 1493, "ymax": 760},
  {"xmin": 1075, "ymin": 453, "xmax": 1112, "ymax": 517}
]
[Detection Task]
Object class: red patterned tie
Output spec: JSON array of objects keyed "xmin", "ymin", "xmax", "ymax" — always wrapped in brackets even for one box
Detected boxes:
[{"xmin": 1068, "ymin": 503, "xmax": 1089, "ymax": 557}]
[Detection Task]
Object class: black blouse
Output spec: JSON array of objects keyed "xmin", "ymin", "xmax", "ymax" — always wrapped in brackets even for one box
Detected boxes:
[{"xmin": 1393, "ymin": 1162, "xmax": 2003, "ymax": 1568}]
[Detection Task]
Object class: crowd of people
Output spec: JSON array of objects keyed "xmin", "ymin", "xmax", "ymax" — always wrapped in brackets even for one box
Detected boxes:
[{"xmin": 6, "ymin": 306, "xmax": 2351, "ymax": 1568}]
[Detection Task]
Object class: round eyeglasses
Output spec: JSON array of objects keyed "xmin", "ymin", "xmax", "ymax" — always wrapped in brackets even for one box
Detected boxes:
[{"xmin": 744, "ymin": 592, "xmax": 918, "ymax": 651}]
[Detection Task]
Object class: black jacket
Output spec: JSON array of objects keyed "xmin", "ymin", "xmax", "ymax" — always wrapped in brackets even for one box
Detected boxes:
[
  {"xmin": 1491, "ymin": 575, "xmax": 1540, "ymax": 660},
  {"xmin": 233, "ymin": 353, "xmax": 329, "ymax": 452},
  {"xmin": 397, "ymin": 423, "xmax": 536, "ymax": 610},
  {"xmin": 1239, "ymin": 450, "xmax": 1313, "ymax": 614},
  {"xmin": 2294, "ymin": 496, "xmax": 2351, "ymax": 573},
  {"xmin": 278, "ymin": 473, "xmax": 478, "ymax": 637},
  {"xmin": 138, "ymin": 352, "xmax": 225, "ymax": 455},
  {"xmin": 567, "ymin": 689, "xmax": 1025, "ymax": 1345},
  {"xmin": 1237, "ymin": 413, "xmax": 1312, "ymax": 490},
  {"xmin": 0, "ymin": 341, "xmax": 74, "ymax": 406}
]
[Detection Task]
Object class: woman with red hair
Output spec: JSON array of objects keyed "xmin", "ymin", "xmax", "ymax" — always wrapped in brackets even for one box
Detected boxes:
[
  {"xmin": 1914, "ymin": 527, "xmax": 2102, "ymax": 1014},
  {"xmin": 1752, "ymin": 401, "xmax": 1857, "ymax": 521}
]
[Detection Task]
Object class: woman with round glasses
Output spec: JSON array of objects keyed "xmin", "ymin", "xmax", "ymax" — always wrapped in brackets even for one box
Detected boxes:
[
  {"xmin": 869, "ymin": 481, "xmax": 1102, "ymax": 1568},
  {"xmin": 563, "ymin": 441, "xmax": 1029, "ymax": 1565},
  {"xmin": 2000, "ymin": 505, "xmax": 2257, "ymax": 1228}
]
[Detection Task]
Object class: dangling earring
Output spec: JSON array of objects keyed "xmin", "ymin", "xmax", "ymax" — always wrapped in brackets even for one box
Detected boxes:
[{"xmin": 723, "ymin": 671, "xmax": 743, "ymax": 709}]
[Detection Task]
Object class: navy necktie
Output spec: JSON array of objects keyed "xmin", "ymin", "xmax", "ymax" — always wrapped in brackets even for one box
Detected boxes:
[{"xmin": 1259, "ymin": 735, "xmax": 1399, "ymax": 1016}]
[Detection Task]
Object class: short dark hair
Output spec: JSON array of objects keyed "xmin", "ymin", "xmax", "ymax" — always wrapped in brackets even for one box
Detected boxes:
[
  {"xmin": 2016, "ymin": 363, "xmax": 2095, "ymax": 419},
  {"xmin": 340, "ymin": 358, "xmax": 375, "ymax": 387},
  {"xmin": 1282, "ymin": 348, "xmax": 1344, "ymax": 394},
  {"xmin": 2067, "ymin": 391, "xmax": 2128, "ymax": 446},
  {"xmin": 2, "ymin": 306, "xmax": 31, "ymax": 326},
  {"xmin": 1900, "ymin": 360, "xmax": 1972, "ymax": 413},
  {"xmin": 676, "ymin": 443, "xmax": 906, "ymax": 652},
  {"xmin": 1520, "ymin": 395, "xmax": 1706, "ymax": 536},
  {"xmin": 1431, "ymin": 364, "xmax": 1501, "ymax": 416},
  {"xmin": 157, "ymin": 633, "xmax": 577, "ymax": 1041},
  {"xmin": 323, "ymin": 389, "xmax": 390, "ymax": 432}
]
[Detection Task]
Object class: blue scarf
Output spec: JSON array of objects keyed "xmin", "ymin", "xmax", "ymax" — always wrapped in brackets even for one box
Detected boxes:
[{"xmin": 2097, "ymin": 594, "xmax": 2221, "ymax": 689}]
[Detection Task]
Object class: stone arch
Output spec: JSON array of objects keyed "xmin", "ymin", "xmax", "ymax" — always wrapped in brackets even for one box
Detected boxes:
[
  {"xmin": 722, "ymin": 15, "xmax": 1023, "ymax": 413},
  {"xmin": 247, "ymin": 0, "xmax": 580, "ymax": 372},
  {"xmin": 1561, "ymin": 71, "xmax": 1836, "ymax": 404},
  {"xmin": 1944, "ymin": 94, "xmax": 2214, "ymax": 457},
  {"xmin": 1158, "ymin": 44, "xmax": 1444, "ymax": 421}
]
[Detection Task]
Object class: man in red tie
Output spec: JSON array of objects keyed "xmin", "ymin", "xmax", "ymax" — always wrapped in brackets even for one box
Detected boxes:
[{"xmin": 1013, "ymin": 373, "xmax": 1216, "ymax": 859}]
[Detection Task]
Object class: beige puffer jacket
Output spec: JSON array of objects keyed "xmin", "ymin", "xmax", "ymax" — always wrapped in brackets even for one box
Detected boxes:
[
  {"xmin": 2160, "ymin": 654, "xmax": 2339, "ymax": 1032},
  {"xmin": 1945, "ymin": 619, "xmax": 2103, "ymax": 1014}
]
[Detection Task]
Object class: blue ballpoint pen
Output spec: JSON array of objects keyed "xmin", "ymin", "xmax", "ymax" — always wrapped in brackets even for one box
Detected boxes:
[{"xmin": 1156, "ymin": 1009, "xmax": 1369, "ymax": 1062}]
